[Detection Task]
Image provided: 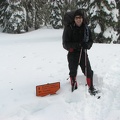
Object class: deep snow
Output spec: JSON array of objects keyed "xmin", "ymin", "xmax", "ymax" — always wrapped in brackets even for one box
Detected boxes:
[{"xmin": 0, "ymin": 29, "xmax": 120, "ymax": 120}]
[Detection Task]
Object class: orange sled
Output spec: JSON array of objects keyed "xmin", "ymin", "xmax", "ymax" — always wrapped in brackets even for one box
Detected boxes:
[{"xmin": 36, "ymin": 82, "xmax": 60, "ymax": 97}]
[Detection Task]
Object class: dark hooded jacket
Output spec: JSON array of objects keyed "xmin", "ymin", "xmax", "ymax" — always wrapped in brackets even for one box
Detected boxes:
[{"xmin": 62, "ymin": 9, "xmax": 93, "ymax": 51}]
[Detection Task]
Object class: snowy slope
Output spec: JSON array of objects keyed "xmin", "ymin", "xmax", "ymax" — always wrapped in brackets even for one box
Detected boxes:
[{"xmin": 0, "ymin": 29, "xmax": 120, "ymax": 120}]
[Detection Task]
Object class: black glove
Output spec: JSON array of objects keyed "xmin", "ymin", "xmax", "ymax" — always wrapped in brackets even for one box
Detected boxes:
[{"xmin": 81, "ymin": 42, "xmax": 88, "ymax": 49}]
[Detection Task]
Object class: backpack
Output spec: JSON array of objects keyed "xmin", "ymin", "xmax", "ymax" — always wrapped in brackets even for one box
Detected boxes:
[
  {"xmin": 63, "ymin": 10, "xmax": 75, "ymax": 27},
  {"xmin": 63, "ymin": 9, "xmax": 89, "ymax": 27}
]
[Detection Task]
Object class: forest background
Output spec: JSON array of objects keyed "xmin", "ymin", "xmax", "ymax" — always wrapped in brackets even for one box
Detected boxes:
[{"xmin": 0, "ymin": 0, "xmax": 120, "ymax": 43}]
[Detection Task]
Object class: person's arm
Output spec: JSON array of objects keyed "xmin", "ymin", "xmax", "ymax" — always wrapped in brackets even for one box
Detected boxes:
[
  {"xmin": 82, "ymin": 28, "xmax": 93, "ymax": 50},
  {"xmin": 87, "ymin": 29, "xmax": 93, "ymax": 49}
]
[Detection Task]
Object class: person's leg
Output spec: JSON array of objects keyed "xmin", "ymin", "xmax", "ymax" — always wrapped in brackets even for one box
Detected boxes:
[
  {"xmin": 79, "ymin": 51, "xmax": 94, "ymax": 88},
  {"xmin": 67, "ymin": 52, "xmax": 79, "ymax": 78},
  {"xmin": 67, "ymin": 51, "xmax": 79, "ymax": 91}
]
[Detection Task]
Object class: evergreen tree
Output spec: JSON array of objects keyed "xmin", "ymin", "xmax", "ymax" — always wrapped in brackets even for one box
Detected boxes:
[
  {"xmin": 3, "ymin": 0, "xmax": 26, "ymax": 33},
  {"xmin": 42, "ymin": 1, "xmax": 51, "ymax": 26},
  {"xmin": 63, "ymin": 0, "xmax": 77, "ymax": 12},
  {"xmin": 33, "ymin": 0, "xmax": 42, "ymax": 29},
  {"xmin": 89, "ymin": 0, "xmax": 118, "ymax": 43},
  {"xmin": 50, "ymin": 0, "xmax": 63, "ymax": 29},
  {"xmin": 0, "ymin": 0, "xmax": 9, "ymax": 28},
  {"xmin": 115, "ymin": 0, "xmax": 120, "ymax": 43},
  {"xmin": 23, "ymin": 0, "xmax": 48, "ymax": 30},
  {"xmin": 77, "ymin": 0, "xmax": 90, "ymax": 10},
  {"xmin": 34, "ymin": 0, "xmax": 48, "ymax": 29},
  {"xmin": 22, "ymin": 0, "xmax": 34, "ymax": 31}
]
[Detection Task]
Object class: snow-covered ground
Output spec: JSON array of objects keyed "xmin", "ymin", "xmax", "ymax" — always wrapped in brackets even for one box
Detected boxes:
[{"xmin": 0, "ymin": 29, "xmax": 120, "ymax": 120}]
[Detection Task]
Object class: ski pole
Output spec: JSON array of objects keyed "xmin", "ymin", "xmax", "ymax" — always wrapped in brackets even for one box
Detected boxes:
[
  {"xmin": 85, "ymin": 49, "xmax": 87, "ymax": 84},
  {"xmin": 76, "ymin": 48, "xmax": 83, "ymax": 77},
  {"xmin": 78, "ymin": 48, "xmax": 83, "ymax": 64}
]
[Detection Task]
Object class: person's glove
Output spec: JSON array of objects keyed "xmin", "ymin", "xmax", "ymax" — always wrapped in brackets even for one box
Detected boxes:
[
  {"xmin": 69, "ymin": 48, "xmax": 74, "ymax": 52},
  {"xmin": 81, "ymin": 42, "xmax": 88, "ymax": 49}
]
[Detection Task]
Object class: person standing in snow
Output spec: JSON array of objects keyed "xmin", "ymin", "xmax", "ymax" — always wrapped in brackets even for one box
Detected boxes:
[{"xmin": 62, "ymin": 9, "xmax": 96, "ymax": 94}]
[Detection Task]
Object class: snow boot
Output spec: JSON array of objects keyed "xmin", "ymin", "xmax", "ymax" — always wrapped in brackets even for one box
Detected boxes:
[
  {"xmin": 88, "ymin": 86, "xmax": 99, "ymax": 96},
  {"xmin": 70, "ymin": 77, "xmax": 77, "ymax": 92},
  {"xmin": 87, "ymin": 78, "xmax": 99, "ymax": 95}
]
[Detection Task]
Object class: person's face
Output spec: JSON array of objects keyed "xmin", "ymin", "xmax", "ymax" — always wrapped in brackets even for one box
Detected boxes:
[{"xmin": 74, "ymin": 15, "xmax": 83, "ymax": 27}]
